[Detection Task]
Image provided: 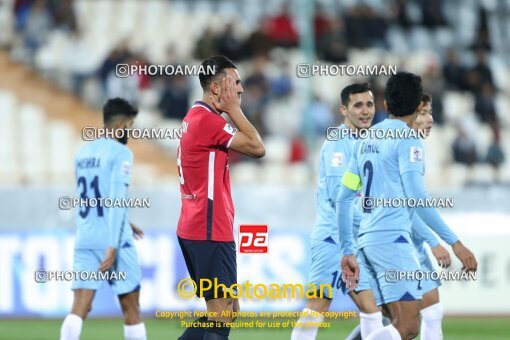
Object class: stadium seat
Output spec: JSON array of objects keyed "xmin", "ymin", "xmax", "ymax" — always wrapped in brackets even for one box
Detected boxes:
[
  {"xmin": 443, "ymin": 92, "xmax": 475, "ymax": 123},
  {"xmin": 19, "ymin": 104, "xmax": 48, "ymax": 183},
  {"xmin": 471, "ymin": 164, "xmax": 496, "ymax": 184},
  {"xmin": 48, "ymin": 121, "xmax": 77, "ymax": 184},
  {"xmin": 231, "ymin": 162, "xmax": 260, "ymax": 184},
  {"xmin": 259, "ymin": 163, "xmax": 287, "ymax": 184},
  {"xmin": 261, "ymin": 136, "xmax": 291, "ymax": 163},
  {"xmin": 286, "ymin": 163, "xmax": 311, "ymax": 185},
  {"xmin": 155, "ymin": 119, "xmax": 182, "ymax": 152},
  {"xmin": 448, "ymin": 164, "xmax": 469, "ymax": 188}
]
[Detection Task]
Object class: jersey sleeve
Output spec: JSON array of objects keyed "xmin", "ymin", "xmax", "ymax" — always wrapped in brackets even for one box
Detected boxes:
[
  {"xmin": 202, "ymin": 113, "xmax": 237, "ymax": 148},
  {"xmin": 110, "ymin": 148, "xmax": 133, "ymax": 185},
  {"xmin": 402, "ymin": 171, "xmax": 459, "ymax": 245},
  {"xmin": 324, "ymin": 142, "xmax": 350, "ymax": 201},
  {"xmin": 397, "ymin": 135, "xmax": 425, "ymax": 176},
  {"xmin": 108, "ymin": 148, "xmax": 133, "ymax": 248},
  {"xmin": 341, "ymin": 143, "xmax": 362, "ymax": 192},
  {"xmin": 412, "ymin": 213, "xmax": 440, "ymax": 248}
]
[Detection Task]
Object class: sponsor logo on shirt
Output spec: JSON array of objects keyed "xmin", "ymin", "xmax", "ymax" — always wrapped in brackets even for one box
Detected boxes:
[
  {"xmin": 223, "ymin": 123, "xmax": 236, "ymax": 136},
  {"xmin": 330, "ymin": 152, "xmax": 344, "ymax": 167},
  {"xmin": 121, "ymin": 161, "xmax": 131, "ymax": 175},
  {"xmin": 410, "ymin": 146, "xmax": 423, "ymax": 163}
]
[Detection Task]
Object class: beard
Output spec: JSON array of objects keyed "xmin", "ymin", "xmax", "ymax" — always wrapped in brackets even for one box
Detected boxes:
[{"xmin": 118, "ymin": 129, "xmax": 128, "ymax": 144}]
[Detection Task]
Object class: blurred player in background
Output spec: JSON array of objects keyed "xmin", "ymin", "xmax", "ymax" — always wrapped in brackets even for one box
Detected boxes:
[
  {"xmin": 410, "ymin": 93, "xmax": 452, "ymax": 340},
  {"xmin": 60, "ymin": 98, "xmax": 146, "ymax": 340},
  {"xmin": 337, "ymin": 72, "xmax": 477, "ymax": 340},
  {"xmin": 176, "ymin": 55, "xmax": 265, "ymax": 340},
  {"xmin": 292, "ymin": 83, "xmax": 388, "ymax": 340}
]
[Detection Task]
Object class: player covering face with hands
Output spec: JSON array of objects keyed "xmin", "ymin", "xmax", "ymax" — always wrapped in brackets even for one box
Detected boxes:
[{"xmin": 176, "ymin": 56, "xmax": 264, "ymax": 340}]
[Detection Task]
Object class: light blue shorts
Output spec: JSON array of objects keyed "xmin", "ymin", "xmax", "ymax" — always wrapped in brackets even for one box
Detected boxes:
[
  {"xmin": 358, "ymin": 239, "xmax": 422, "ymax": 306},
  {"xmin": 72, "ymin": 243, "xmax": 141, "ymax": 295},
  {"xmin": 308, "ymin": 238, "xmax": 372, "ymax": 299},
  {"xmin": 416, "ymin": 243, "xmax": 441, "ymax": 295}
]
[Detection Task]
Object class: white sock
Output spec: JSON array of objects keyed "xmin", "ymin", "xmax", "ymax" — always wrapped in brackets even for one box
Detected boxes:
[
  {"xmin": 365, "ymin": 324, "xmax": 402, "ymax": 340},
  {"xmin": 420, "ymin": 303, "xmax": 444, "ymax": 340},
  {"xmin": 291, "ymin": 308, "xmax": 324, "ymax": 340},
  {"xmin": 360, "ymin": 311, "xmax": 384, "ymax": 338},
  {"xmin": 124, "ymin": 322, "xmax": 147, "ymax": 340},
  {"xmin": 60, "ymin": 314, "xmax": 83, "ymax": 340}
]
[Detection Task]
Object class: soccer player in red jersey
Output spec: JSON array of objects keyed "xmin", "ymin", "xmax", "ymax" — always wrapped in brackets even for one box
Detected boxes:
[{"xmin": 177, "ymin": 55, "xmax": 265, "ymax": 340}]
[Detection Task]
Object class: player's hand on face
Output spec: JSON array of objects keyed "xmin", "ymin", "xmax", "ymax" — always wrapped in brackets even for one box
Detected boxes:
[
  {"xmin": 99, "ymin": 247, "xmax": 117, "ymax": 272},
  {"xmin": 452, "ymin": 241, "xmax": 478, "ymax": 272},
  {"xmin": 431, "ymin": 244, "xmax": 451, "ymax": 268},
  {"xmin": 130, "ymin": 222, "xmax": 144, "ymax": 240},
  {"xmin": 341, "ymin": 255, "xmax": 360, "ymax": 290},
  {"xmin": 210, "ymin": 75, "xmax": 240, "ymax": 114}
]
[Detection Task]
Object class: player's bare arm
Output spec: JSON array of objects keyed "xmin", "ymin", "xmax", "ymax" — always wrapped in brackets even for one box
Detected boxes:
[
  {"xmin": 130, "ymin": 222, "xmax": 144, "ymax": 240},
  {"xmin": 210, "ymin": 73, "xmax": 265, "ymax": 158},
  {"xmin": 451, "ymin": 241, "xmax": 478, "ymax": 272},
  {"xmin": 341, "ymin": 254, "xmax": 359, "ymax": 290},
  {"xmin": 431, "ymin": 244, "xmax": 451, "ymax": 268},
  {"xmin": 99, "ymin": 247, "xmax": 117, "ymax": 272}
]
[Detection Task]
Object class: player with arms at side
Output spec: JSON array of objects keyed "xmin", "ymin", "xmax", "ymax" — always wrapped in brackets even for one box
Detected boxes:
[
  {"xmin": 410, "ymin": 93, "xmax": 452, "ymax": 340},
  {"xmin": 337, "ymin": 72, "xmax": 477, "ymax": 340},
  {"xmin": 345, "ymin": 94, "xmax": 456, "ymax": 340},
  {"xmin": 60, "ymin": 98, "xmax": 146, "ymax": 340},
  {"xmin": 292, "ymin": 83, "xmax": 389, "ymax": 340},
  {"xmin": 176, "ymin": 55, "xmax": 265, "ymax": 340}
]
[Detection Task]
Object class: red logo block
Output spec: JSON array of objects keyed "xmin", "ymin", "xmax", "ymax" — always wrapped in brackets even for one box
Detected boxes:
[{"xmin": 239, "ymin": 225, "xmax": 268, "ymax": 253}]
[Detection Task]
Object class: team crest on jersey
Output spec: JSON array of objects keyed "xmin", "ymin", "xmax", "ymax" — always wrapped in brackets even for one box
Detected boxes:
[
  {"xmin": 121, "ymin": 161, "xmax": 131, "ymax": 175},
  {"xmin": 331, "ymin": 152, "xmax": 344, "ymax": 167},
  {"xmin": 223, "ymin": 123, "xmax": 236, "ymax": 135},
  {"xmin": 410, "ymin": 146, "xmax": 423, "ymax": 162}
]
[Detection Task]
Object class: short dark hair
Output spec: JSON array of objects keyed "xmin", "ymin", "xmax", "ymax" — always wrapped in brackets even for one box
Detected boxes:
[
  {"xmin": 421, "ymin": 92, "xmax": 432, "ymax": 104},
  {"xmin": 199, "ymin": 55, "xmax": 237, "ymax": 90},
  {"xmin": 384, "ymin": 72, "xmax": 423, "ymax": 117},
  {"xmin": 341, "ymin": 83, "xmax": 371, "ymax": 107},
  {"xmin": 103, "ymin": 98, "xmax": 138, "ymax": 125}
]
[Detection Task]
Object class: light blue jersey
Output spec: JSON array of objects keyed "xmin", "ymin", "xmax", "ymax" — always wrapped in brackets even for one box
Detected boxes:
[
  {"xmin": 74, "ymin": 138, "xmax": 133, "ymax": 250},
  {"xmin": 308, "ymin": 125, "xmax": 369, "ymax": 297},
  {"xmin": 311, "ymin": 125, "xmax": 361, "ymax": 244},
  {"xmin": 345, "ymin": 119, "xmax": 424, "ymax": 250}
]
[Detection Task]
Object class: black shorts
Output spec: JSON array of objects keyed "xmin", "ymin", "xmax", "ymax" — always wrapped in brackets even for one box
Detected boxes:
[{"xmin": 177, "ymin": 236, "xmax": 237, "ymax": 301}]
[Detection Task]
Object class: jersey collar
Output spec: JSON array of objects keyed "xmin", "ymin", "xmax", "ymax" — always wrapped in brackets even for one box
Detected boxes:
[{"xmin": 193, "ymin": 101, "xmax": 220, "ymax": 115}]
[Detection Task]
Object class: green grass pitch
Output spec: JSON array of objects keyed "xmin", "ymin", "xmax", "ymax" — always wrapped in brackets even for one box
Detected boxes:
[{"xmin": 1, "ymin": 318, "xmax": 509, "ymax": 339}]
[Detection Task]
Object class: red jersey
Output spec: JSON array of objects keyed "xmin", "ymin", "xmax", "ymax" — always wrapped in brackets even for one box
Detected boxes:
[{"xmin": 177, "ymin": 101, "xmax": 237, "ymax": 242}]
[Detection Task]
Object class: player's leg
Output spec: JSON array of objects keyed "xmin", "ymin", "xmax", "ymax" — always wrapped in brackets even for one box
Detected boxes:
[
  {"xmin": 118, "ymin": 290, "xmax": 146, "ymax": 340},
  {"xmin": 420, "ymin": 289, "xmax": 443, "ymax": 340},
  {"xmin": 348, "ymin": 290, "xmax": 384, "ymax": 339},
  {"xmin": 291, "ymin": 240, "xmax": 339, "ymax": 340},
  {"xmin": 369, "ymin": 300, "xmax": 421, "ymax": 340},
  {"xmin": 178, "ymin": 237, "xmax": 237, "ymax": 340},
  {"xmin": 418, "ymin": 246, "xmax": 444, "ymax": 340},
  {"xmin": 291, "ymin": 298, "xmax": 330, "ymax": 340},
  {"xmin": 111, "ymin": 244, "xmax": 146, "ymax": 340},
  {"xmin": 61, "ymin": 289, "xmax": 96, "ymax": 340},
  {"xmin": 346, "ymin": 251, "xmax": 385, "ymax": 339},
  {"xmin": 61, "ymin": 249, "xmax": 102, "ymax": 340},
  {"xmin": 177, "ymin": 237, "xmax": 208, "ymax": 340},
  {"xmin": 202, "ymin": 240, "xmax": 238, "ymax": 340},
  {"xmin": 360, "ymin": 242, "xmax": 422, "ymax": 340}
]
